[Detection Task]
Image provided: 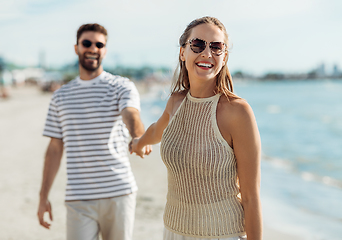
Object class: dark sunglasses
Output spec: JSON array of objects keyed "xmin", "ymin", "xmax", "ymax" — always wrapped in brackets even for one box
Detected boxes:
[
  {"xmin": 81, "ymin": 39, "xmax": 105, "ymax": 49},
  {"xmin": 183, "ymin": 38, "xmax": 227, "ymax": 56}
]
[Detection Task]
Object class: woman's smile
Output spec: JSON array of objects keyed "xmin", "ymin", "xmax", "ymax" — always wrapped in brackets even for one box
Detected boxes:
[{"xmin": 196, "ymin": 61, "xmax": 214, "ymax": 69}]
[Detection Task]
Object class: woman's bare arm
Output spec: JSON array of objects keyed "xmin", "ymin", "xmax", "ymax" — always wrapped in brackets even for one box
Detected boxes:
[
  {"xmin": 219, "ymin": 98, "xmax": 262, "ymax": 240},
  {"xmin": 131, "ymin": 93, "xmax": 179, "ymax": 158}
]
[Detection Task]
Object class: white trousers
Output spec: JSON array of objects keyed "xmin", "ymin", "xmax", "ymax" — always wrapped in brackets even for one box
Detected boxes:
[
  {"xmin": 163, "ymin": 228, "xmax": 247, "ymax": 240},
  {"xmin": 65, "ymin": 192, "xmax": 136, "ymax": 240}
]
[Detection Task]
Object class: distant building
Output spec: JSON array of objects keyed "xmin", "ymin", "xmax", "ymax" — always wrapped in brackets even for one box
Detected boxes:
[
  {"xmin": 332, "ymin": 64, "xmax": 341, "ymax": 77},
  {"xmin": 12, "ymin": 68, "xmax": 44, "ymax": 85},
  {"xmin": 316, "ymin": 63, "xmax": 325, "ymax": 77},
  {"xmin": 39, "ymin": 50, "xmax": 47, "ymax": 69}
]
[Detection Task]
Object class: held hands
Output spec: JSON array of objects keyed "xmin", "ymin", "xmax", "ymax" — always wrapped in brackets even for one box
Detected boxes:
[
  {"xmin": 129, "ymin": 137, "xmax": 152, "ymax": 158},
  {"xmin": 37, "ymin": 199, "xmax": 53, "ymax": 229}
]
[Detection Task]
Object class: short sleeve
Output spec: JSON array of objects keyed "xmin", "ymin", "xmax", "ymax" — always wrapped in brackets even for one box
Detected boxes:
[
  {"xmin": 117, "ymin": 79, "xmax": 141, "ymax": 113},
  {"xmin": 43, "ymin": 94, "xmax": 63, "ymax": 139}
]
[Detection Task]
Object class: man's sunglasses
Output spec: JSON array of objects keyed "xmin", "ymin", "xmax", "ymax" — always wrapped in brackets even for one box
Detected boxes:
[
  {"xmin": 183, "ymin": 38, "xmax": 227, "ymax": 56},
  {"xmin": 81, "ymin": 39, "xmax": 105, "ymax": 49}
]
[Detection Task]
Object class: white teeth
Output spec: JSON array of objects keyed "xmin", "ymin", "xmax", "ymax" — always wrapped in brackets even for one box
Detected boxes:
[
  {"xmin": 85, "ymin": 54, "xmax": 98, "ymax": 60},
  {"xmin": 197, "ymin": 63, "xmax": 213, "ymax": 68}
]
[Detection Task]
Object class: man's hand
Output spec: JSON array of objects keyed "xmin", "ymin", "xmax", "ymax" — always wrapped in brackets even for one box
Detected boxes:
[
  {"xmin": 37, "ymin": 138, "xmax": 63, "ymax": 229},
  {"xmin": 37, "ymin": 199, "xmax": 53, "ymax": 229}
]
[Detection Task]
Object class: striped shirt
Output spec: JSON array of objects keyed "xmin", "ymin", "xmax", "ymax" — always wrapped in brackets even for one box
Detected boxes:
[{"xmin": 43, "ymin": 71, "xmax": 140, "ymax": 201}]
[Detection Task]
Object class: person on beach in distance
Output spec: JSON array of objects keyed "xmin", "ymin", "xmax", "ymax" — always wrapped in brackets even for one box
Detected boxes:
[
  {"xmin": 37, "ymin": 23, "xmax": 151, "ymax": 240},
  {"xmin": 131, "ymin": 16, "xmax": 262, "ymax": 240}
]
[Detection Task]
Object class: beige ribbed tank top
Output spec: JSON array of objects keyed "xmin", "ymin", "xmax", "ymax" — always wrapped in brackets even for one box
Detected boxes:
[{"xmin": 160, "ymin": 92, "xmax": 246, "ymax": 238}]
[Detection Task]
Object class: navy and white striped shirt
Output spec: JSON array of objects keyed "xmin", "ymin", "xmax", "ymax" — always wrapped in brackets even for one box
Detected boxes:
[{"xmin": 43, "ymin": 71, "xmax": 140, "ymax": 201}]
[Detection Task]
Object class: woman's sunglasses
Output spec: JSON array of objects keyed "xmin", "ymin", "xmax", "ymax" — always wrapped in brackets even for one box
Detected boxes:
[
  {"xmin": 81, "ymin": 39, "xmax": 105, "ymax": 49},
  {"xmin": 183, "ymin": 38, "xmax": 227, "ymax": 56}
]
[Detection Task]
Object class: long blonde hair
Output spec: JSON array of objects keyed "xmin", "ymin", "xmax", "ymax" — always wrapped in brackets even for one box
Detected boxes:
[{"xmin": 171, "ymin": 16, "xmax": 239, "ymax": 100}]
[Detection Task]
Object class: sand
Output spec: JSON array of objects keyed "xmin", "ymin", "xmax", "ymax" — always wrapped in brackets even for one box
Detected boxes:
[{"xmin": 0, "ymin": 86, "xmax": 300, "ymax": 239}]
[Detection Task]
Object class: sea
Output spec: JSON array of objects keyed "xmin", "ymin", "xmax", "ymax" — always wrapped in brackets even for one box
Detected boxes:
[{"xmin": 139, "ymin": 79, "xmax": 342, "ymax": 240}]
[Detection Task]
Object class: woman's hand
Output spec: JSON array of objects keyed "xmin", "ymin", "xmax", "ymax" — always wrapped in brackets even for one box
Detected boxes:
[{"xmin": 130, "ymin": 138, "xmax": 152, "ymax": 158}]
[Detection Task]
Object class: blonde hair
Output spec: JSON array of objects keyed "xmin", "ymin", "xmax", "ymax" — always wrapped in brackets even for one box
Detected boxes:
[{"xmin": 171, "ymin": 16, "xmax": 239, "ymax": 100}]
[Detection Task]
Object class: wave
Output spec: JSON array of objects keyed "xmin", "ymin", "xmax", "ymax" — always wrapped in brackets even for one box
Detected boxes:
[{"xmin": 262, "ymin": 154, "xmax": 342, "ymax": 189}]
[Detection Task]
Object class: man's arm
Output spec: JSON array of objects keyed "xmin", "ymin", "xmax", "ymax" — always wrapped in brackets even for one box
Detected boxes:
[
  {"xmin": 37, "ymin": 137, "xmax": 63, "ymax": 229},
  {"xmin": 121, "ymin": 107, "xmax": 152, "ymax": 156},
  {"xmin": 121, "ymin": 107, "xmax": 145, "ymax": 138}
]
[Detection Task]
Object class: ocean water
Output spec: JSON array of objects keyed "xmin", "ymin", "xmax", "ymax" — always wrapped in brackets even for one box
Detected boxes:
[{"xmin": 139, "ymin": 80, "xmax": 342, "ymax": 240}]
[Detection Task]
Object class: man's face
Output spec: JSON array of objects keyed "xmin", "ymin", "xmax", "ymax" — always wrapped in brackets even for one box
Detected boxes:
[{"xmin": 74, "ymin": 31, "xmax": 107, "ymax": 71}]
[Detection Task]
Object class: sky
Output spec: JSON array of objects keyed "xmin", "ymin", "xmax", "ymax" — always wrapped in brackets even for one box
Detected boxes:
[{"xmin": 1, "ymin": 0, "xmax": 342, "ymax": 75}]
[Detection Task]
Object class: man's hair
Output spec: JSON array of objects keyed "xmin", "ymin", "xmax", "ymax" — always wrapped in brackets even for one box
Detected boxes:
[{"xmin": 76, "ymin": 23, "xmax": 108, "ymax": 44}]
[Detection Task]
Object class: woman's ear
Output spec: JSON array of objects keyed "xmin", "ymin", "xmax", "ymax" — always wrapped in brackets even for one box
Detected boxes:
[
  {"xmin": 180, "ymin": 47, "xmax": 185, "ymax": 62},
  {"xmin": 222, "ymin": 51, "xmax": 228, "ymax": 66}
]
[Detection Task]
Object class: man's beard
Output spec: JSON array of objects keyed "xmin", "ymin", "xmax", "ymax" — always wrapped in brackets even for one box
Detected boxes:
[{"xmin": 78, "ymin": 53, "xmax": 102, "ymax": 71}]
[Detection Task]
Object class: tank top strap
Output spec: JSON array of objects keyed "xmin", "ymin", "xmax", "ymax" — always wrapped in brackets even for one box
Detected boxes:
[{"xmin": 186, "ymin": 91, "xmax": 221, "ymax": 103}]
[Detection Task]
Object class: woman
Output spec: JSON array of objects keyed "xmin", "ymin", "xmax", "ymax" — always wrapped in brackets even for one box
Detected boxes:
[{"xmin": 131, "ymin": 16, "xmax": 262, "ymax": 240}]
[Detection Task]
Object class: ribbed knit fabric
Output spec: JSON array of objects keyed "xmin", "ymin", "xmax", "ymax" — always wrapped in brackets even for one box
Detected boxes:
[{"xmin": 160, "ymin": 92, "xmax": 246, "ymax": 238}]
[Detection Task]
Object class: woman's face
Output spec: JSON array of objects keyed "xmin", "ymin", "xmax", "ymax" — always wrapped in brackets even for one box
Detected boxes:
[{"xmin": 180, "ymin": 23, "xmax": 227, "ymax": 84}]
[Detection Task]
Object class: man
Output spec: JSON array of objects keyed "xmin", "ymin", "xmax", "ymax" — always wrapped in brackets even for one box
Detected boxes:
[{"xmin": 37, "ymin": 23, "xmax": 151, "ymax": 240}]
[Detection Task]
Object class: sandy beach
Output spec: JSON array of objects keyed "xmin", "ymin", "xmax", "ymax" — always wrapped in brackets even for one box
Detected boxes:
[{"xmin": 0, "ymin": 86, "xmax": 301, "ymax": 240}]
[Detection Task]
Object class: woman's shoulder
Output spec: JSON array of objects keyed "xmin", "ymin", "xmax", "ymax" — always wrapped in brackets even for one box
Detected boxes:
[
  {"xmin": 170, "ymin": 90, "xmax": 187, "ymax": 101},
  {"xmin": 166, "ymin": 90, "xmax": 188, "ymax": 117},
  {"xmin": 167, "ymin": 90, "xmax": 187, "ymax": 107},
  {"xmin": 218, "ymin": 95, "xmax": 254, "ymax": 121}
]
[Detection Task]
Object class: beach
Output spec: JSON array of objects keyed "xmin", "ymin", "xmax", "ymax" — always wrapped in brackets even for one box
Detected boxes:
[{"xmin": 0, "ymin": 85, "xmax": 301, "ymax": 240}]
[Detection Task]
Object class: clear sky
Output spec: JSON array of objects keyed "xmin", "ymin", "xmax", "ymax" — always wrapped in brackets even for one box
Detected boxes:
[{"xmin": 1, "ymin": 0, "xmax": 342, "ymax": 75}]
